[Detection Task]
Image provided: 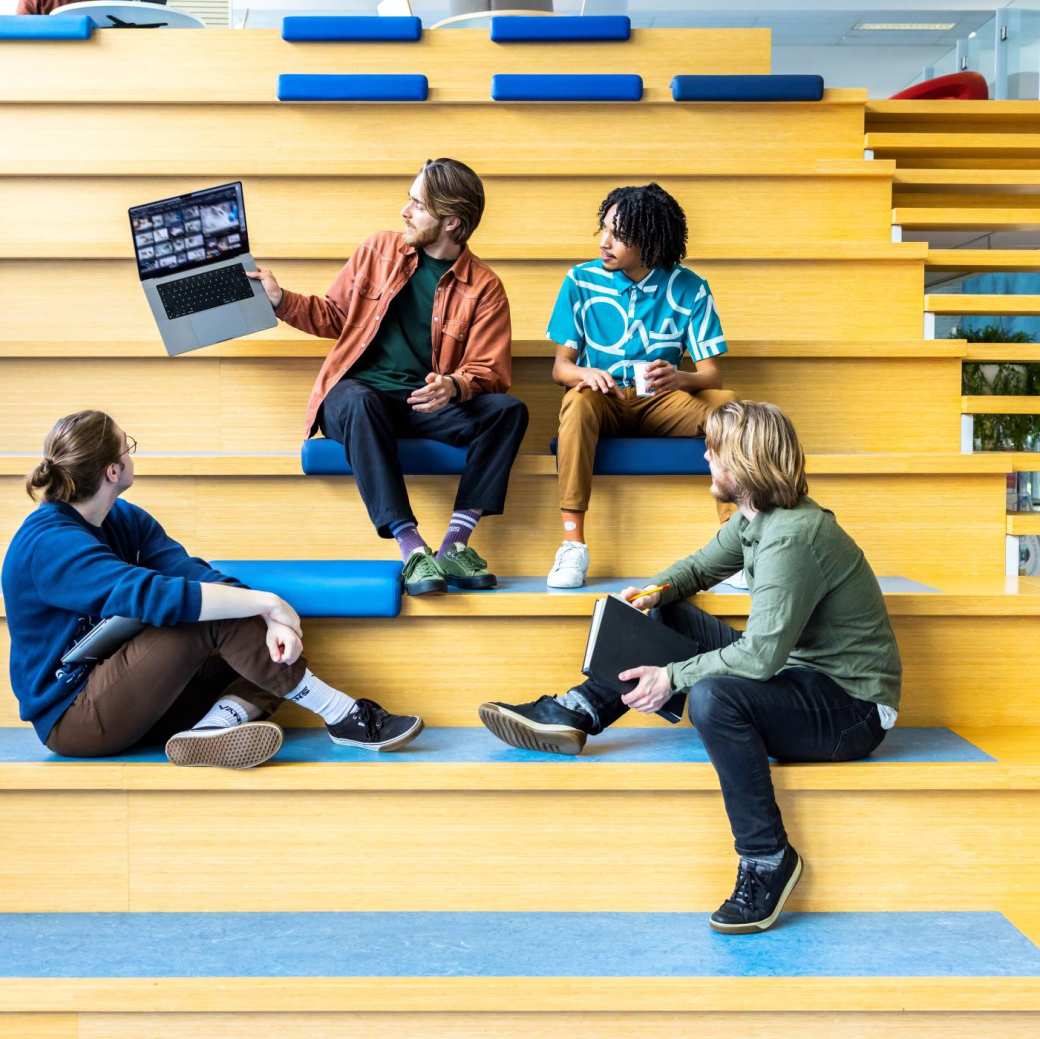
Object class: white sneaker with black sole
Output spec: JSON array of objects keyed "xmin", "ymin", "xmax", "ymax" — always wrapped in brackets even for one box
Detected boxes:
[
  {"xmin": 165, "ymin": 720, "xmax": 284, "ymax": 769},
  {"xmin": 327, "ymin": 697, "xmax": 424, "ymax": 752}
]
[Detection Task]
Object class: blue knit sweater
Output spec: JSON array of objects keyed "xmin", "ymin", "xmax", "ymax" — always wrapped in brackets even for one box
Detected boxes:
[{"xmin": 2, "ymin": 499, "xmax": 235, "ymax": 742}]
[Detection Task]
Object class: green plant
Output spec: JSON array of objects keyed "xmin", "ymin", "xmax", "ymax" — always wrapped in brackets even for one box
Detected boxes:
[{"xmin": 956, "ymin": 325, "xmax": 1040, "ymax": 450}]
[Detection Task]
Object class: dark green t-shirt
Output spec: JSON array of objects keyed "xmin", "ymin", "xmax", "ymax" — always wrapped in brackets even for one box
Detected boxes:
[{"xmin": 349, "ymin": 249, "xmax": 454, "ymax": 397}]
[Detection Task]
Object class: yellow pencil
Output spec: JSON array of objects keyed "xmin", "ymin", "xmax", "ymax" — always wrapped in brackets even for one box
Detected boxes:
[{"xmin": 625, "ymin": 582, "xmax": 671, "ymax": 601}]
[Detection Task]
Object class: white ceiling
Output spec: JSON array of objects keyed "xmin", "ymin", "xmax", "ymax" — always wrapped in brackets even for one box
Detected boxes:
[{"xmin": 238, "ymin": 2, "xmax": 1003, "ymax": 47}]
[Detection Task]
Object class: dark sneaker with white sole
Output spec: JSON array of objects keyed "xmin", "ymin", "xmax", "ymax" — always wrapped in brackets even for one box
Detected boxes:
[
  {"xmin": 709, "ymin": 845, "xmax": 803, "ymax": 934},
  {"xmin": 327, "ymin": 698, "xmax": 424, "ymax": 751},
  {"xmin": 165, "ymin": 720, "xmax": 284, "ymax": 769},
  {"xmin": 437, "ymin": 544, "xmax": 497, "ymax": 589},
  {"xmin": 402, "ymin": 548, "xmax": 448, "ymax": 596},
  {"xmin": 478, "ymin": 696, "xmax": 593, "ymax": 756}
]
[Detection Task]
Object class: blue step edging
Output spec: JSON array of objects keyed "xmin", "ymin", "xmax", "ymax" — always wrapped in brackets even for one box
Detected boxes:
[
  {"xmin": 549, "ymin": 436, "xmax": 711, "ymax": 475},
  {"xmin": 282, "ymin": 16, "xmax": 422, "ymax": 42},
  {"xmin": 209, "ymin": 560, "xmax": 402, "ymax": 618},
  {"xmin": 0, "ymin": 912, "xmax": 1036, "ymax": 977},
  {"xmin": 0, "ymin": 726, "xmax": 994, "ymax": 765},
  {"xmin": 302, "ymin": 437, "xmax": 467, "ymax": 475},
  {"xmin": 490, "ymin": 15, "xmax": 631, "ymax": 43},
  {"xmin": 277, "ymin": 74, "xmax": 429, "ymax": 103},
  {"xmin": 671, "ymin": 75, "xmax": 825, "ymax": 102},
  {"xmin": 492, "ymin": 74, "xmax": 643, "ymax": 102},
  {"xmin": 0, "ymin": 15, "xmax": 93, "ymax": 40}
]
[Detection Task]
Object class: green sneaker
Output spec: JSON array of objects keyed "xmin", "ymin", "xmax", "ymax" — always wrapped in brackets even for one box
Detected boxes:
[
  {"xmin": 437, "ymin": 544, "xmax": 498, "ymax": 590},
  {"xmin": 401, "ymin": 548, "xmax": 448, "ymax": 596}
]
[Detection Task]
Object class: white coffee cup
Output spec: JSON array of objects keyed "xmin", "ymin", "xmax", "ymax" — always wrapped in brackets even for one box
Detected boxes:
[{"xmin": 633, "ymin": 361, "xmax": 655, "ymax": 397}]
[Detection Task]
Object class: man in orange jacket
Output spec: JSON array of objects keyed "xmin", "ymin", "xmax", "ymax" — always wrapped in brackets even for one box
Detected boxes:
[{"xmin": 250, "ymin": 158, "xmax": 528, "ymax": 596}]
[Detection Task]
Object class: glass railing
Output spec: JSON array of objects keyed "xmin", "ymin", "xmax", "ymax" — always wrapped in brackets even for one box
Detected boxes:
[{"xmin": 901, "ymin": 4, "xmax": 1040, "ymax": 99}]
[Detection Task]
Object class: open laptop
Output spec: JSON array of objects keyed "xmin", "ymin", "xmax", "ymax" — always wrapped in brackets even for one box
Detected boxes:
[{"xmin": 129, "ymin": 181, "xmax": 276, "ymax": 356}]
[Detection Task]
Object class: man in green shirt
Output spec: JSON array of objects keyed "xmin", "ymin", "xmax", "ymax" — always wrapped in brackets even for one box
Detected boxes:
[{"xmin": 479, "ymin": 401, "xmax": 902, "ymax": 934}]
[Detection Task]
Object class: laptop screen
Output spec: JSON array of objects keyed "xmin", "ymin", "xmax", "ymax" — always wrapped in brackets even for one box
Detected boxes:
[{"xmin": 129, "ymin": 181, "xmax": 250, "ymax": 280}]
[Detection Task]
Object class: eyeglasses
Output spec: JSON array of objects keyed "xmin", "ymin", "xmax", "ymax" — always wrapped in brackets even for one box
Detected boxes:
[{"xmin": 123, "ymin": 435, "xmax": 137, "ymax": 456}]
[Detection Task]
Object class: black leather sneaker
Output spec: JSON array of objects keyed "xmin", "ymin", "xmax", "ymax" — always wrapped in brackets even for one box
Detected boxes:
[
  {"xmin": 709, "ymin": 845, "xmax": 803, "ymax": 934},
  {"xmin": 165, "ymin": 721, "xmax": 283, "ymax": 769},
  {"xmin": 478, "ymin": 696, "xmax": 593, "ymax": 755},
  {"xmin": 327, "ymin": 698, "xmax": 424, "ymax": 752}
]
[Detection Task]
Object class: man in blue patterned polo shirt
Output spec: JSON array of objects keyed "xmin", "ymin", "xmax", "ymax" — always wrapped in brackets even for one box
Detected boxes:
[{"xmin": 545, "ymin": 184, "xmax": 736, "ymax": 587}]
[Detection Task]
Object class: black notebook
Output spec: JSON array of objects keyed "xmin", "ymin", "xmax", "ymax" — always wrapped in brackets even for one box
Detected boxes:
[{"xmin": 581, "ymin": 594, "xmax": 700, "ymax": 724}]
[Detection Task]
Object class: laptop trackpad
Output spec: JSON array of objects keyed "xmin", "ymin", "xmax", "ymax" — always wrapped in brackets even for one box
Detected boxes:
[{"xmin": 189, "ymin": 306, "xmax": 238, "ymax": 348}]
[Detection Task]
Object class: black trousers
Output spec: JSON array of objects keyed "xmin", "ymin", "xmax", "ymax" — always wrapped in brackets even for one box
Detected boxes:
[
  {"xmin": 320, "ymin": 378, "xmax": 529, "ymax": 537},
  {"xmin": 569, "ymin": 601, "xmax": 886, "ymax": 857}
]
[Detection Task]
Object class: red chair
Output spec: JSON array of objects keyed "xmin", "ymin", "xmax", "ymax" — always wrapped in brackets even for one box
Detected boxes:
[{"xmin": 890, "ymin": 71, "xmax": 989, "ymax": 100}]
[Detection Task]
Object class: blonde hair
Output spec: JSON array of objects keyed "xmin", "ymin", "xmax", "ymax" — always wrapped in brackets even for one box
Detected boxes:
[
  {"xmin": 26, "ymin": 411, "xmax": 123, "ymax": 504},
  {"xmin": 420, "ymin": 158, "xmax": 485, "ymax": 245},
  {"xmin": 704, "ymin": 401, "xmax": 808, "ymax": 511}
]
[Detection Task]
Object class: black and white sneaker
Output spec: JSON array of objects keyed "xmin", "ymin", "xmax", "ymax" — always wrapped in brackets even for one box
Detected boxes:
[
  {"xmin": 478, "ymin": 696, "xmax": 593, "ymax": 756},
  {"xmin": 165, "ymin": 721, "xmax": 284, "ymax": 769},
  {"xmin": 709, "ymin": 845, "xmax": 803, "ymax": 934},
  {"xmin": 327, "ymin": 698, "xmax": 424, "ymax": 752}
]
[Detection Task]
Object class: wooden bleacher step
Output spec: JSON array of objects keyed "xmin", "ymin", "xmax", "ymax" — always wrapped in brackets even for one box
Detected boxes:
[
  {"xmin": 0, "ymin": 910, "xmax": 1037, "ymax": 1013},
  {"xmin": 1008, "ymin": 513, "xmax": 1040, "ymax": 537},
  {"xmin": 926, "ymin": 294, "xmax": 1040, "ymax": 317},
  {"xmin": 963, "ymin": 396, "xmax": 1040, "ymax": 416},
  {"xmin": 895, "ymin": 208, "xmax": 1040, "ymax": 230},
  {"xmin": 927, "ymin": 250, "xmax": 1040, "ymax": 272},
  {"xmin": 896, "ymin": 169, "xmax": 1040, "ymax": 188}
]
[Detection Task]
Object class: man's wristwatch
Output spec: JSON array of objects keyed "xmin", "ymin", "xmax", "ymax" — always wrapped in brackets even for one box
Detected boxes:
[{"xmin": 446, "ymin": 375, "xmax": 461, "ymax": 399}]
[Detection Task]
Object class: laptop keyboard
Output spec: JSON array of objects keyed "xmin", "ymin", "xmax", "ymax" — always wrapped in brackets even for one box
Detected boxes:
[{"xmin": 157, "ymin": 264, "xmax": 254, "ymax": 320}]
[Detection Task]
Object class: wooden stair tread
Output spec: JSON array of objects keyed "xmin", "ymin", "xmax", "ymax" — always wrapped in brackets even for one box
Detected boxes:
[{"xmin": 926, "ymin": 294, "xmax": 1040, "ymax": 316}]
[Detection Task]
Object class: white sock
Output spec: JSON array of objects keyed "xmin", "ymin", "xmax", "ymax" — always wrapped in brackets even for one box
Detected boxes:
[
  {"xmin": 284, "ymin": 669, "xmax": 355, "ymax": 726},
  {"xmin": 192, "ymin": 694, "xmax": 263, "ymax": 730}
]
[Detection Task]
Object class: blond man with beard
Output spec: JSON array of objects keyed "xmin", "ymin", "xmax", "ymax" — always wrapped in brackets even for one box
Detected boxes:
[
  {"xmin": 250, "ymin": 159, "xmax": 528, "ymax": 597},
  {"xmin": 480, "ymin": 401, "xmax": 901, "ymax": 935}
]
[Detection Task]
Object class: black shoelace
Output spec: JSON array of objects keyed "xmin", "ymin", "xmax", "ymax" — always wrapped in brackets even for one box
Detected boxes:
[
  {"xmin": 351, "ymin": 699, "xmax": 386, "ymax": 740},
  {"xmin": 731, "ymin": 863, "xmax": 764, "ymax": 909}
]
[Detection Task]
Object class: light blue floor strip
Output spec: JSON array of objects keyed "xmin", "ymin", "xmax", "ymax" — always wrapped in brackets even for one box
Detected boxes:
[
  {"xmin": 0, "ymin": 726, "xmax": 994, "ymax": 764},
  {"xmin": 0, "ymin": 912, "xmax": 1035, "ymax": 978},
  {"xmin": 459, "ymin": 576, "xmax": 939, "ymax": 595}
]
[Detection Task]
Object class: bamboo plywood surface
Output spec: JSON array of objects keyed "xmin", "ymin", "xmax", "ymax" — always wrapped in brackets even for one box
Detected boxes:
[{"xmin": 0, "ymin": 28, "xmax": 774, "ymax": 105}]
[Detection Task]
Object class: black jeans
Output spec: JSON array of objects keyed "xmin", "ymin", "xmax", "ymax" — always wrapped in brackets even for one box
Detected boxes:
[
  {"xmin": 320, "ymin": 378, "xmax": 529, "ymax": 537},
  {"xmin": 568, "ymin": 601, "xmax": 886, "ymax": 857}
]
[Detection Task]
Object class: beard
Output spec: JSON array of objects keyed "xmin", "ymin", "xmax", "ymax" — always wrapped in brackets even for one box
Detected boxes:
[
  {"xmin": 709, "ymin": 474, "xmax": 739, "ymax": 504},
  {"xmin": 403, "ymin": 218, "xmax": 442, "ymax": 248}
]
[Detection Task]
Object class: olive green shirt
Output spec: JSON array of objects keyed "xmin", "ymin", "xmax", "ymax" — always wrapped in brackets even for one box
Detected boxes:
[{"xmin": 651, "ymin": 497, "xmax": 902, "ymax": 709}]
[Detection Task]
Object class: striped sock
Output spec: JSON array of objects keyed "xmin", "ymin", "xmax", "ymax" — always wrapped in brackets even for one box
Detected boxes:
[
  {"xmin": 438, "ymin": 508, "xmax": 481, "ymax": 556},
  {"xmin": 388, "ymin": 520, "xmax": 428, "ymax": 561}
]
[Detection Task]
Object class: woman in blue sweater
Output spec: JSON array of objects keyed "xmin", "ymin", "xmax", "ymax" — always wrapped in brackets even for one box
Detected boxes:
[{"xmin": 2, "ymin": 411, "xmax": 423, "ymax": 767}]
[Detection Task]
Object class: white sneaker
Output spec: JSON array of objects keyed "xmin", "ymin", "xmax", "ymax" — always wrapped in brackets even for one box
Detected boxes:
[{"xmin": 547, "ymin": 541, "xmax": 589, "ymax": 588}]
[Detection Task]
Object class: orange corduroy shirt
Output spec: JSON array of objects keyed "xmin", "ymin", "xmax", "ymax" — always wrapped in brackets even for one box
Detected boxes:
[{"xmin": 275, "ymin": 231, "xmax": 514, "ymax": 437}]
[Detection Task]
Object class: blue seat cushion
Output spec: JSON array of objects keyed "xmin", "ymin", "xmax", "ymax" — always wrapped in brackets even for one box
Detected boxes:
[
  {"xmin": 282, "ymin": 16, "xmax": 422, "ymax": 42},
  {"xmin": 491, "ymin": 74, "xmax": 642, "ymax": 102},
  {"xmin": 549, "ymin": 437, "xmax": 710, "ymax": 475},
  {"xmin": 490, "ymin": 15, "xmax": 630, "ymax": 42},
  {"xmin": 209, "ymin": 560, "xmax": 402, "ymax": 618},
  {"xmin": 277, "ymin": 74, "xmax": 428, "ymax": 103},
  {"xmin": 0, "ymin": 15, "xmax": 93, "ymax": 39},
  {"xmin": 302, "ymin": 438, "xmax": 468, "ymax": 476},
  {"xmin": 671, "ymin": 75, "xmax": 824, "ymax": 102}
]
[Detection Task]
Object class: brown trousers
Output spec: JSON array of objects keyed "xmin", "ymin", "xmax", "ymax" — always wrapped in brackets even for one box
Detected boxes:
[
  {"xmin": 556, "ymin": 386, "xmax": 737, "ymax": 513},
  {"xmin": 46, "ymin": 617, "xmax": 306, "ymax": 757}
]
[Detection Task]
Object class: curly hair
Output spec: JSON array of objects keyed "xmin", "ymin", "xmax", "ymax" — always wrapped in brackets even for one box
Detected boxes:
[{"xmin": 596, "ymin": 183, "xmax": 688, "ymax": 269}]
